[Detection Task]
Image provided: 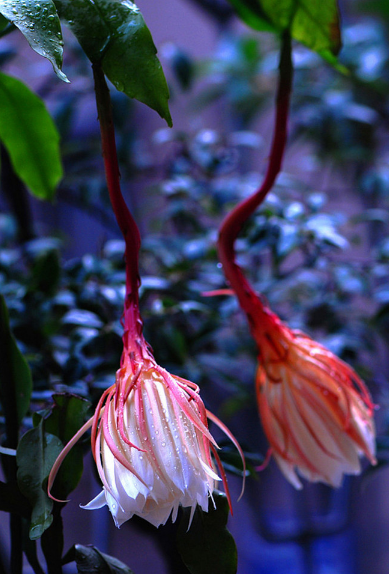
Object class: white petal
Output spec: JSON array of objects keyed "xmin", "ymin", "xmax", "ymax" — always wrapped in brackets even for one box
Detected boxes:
[{"xmin": 80, "ymin": 490, "xmax": 107, "ymax": 510}]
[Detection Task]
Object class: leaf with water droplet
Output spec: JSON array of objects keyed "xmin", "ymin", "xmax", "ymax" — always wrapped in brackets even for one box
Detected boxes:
[
  {"xmin": 53, "ymin": 0, "xmax": 171, "ymax": 125},
  {"xmin": 0, "ymin": 0, "xmax": 68, "ymax": 82}
]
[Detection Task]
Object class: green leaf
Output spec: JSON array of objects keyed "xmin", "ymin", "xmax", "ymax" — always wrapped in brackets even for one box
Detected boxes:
[
  {"xmin": 176, "ymin": 492, "xmax": 237, "ymax": 574},
  {"xmin": 0, "ymin": 294, "xmax": 32, "ymax": 425},
  {"xmin": 0, "ymin": 72, "xmax": 63, "ymax": 200},
  {"xmin": 16, "ymin": 424, "xmax": 63, "ymax": 540},
  {"xmin": 54, "ymin": 0, "xmax": 172, "ymax": 125},
  {"xmin": 226, "ymin": 0, "xmax": 276, "ymax": 31},
  {"xmin": 0, "ymin": 0, "xmax": 68, "ymax": 82},
  {"xmin": 288, "ymin": 0, "xmax": 341, "ymax": 56},
  {"xmin": 227, "ymin": 0, "xmax": 341, "ymax": 57},
  {"xmin": 63, "ymin": 544, "xmax": 135, "ymax": 574},
  {"xmin": 33, "ymin": 393, "xmax": 90, "ymax": 500}
]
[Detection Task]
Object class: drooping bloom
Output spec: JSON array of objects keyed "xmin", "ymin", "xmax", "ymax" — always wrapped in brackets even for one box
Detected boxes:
[
  {"xmin": 48, "ymin": 66, "xmax": 243, "ymax": 528},
  {"xmin": 49, "ymin": 339, "xmax": 241, "ymax": 528},
  {"xmin": 215, "ymin": 30, "xmax": 376, "ymax": 490},
  {"xmin": 82, "ymin": 350, "xmax": 224, "ymax": 527},
  {"xmin": 254, "ymin": 302, "xmax": 376, "ymax": 489}
]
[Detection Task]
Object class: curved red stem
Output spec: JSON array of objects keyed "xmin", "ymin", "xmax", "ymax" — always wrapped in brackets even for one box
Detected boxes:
[
  {"xmin": 93, "ymin": 64, "xmax": 143, "ymax": 351},
  {"xmin": 217, "ymin": 31, "xmax": 293, "ymax": 323}
]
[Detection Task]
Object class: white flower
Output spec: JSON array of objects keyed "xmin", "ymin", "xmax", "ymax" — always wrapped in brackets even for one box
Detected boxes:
[
  {"xmin": 48, "ymin": 345, "xmax": 244, "ymax": 527},
  {"xmin": 82, "ymin": 355, "xmax": 223, "ymax": 527}
]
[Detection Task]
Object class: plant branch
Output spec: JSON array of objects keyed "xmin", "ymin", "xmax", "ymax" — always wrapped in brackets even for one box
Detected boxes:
[{"xmin": 217, "ymin": 30, "xmax": 293, "ymax": 321}]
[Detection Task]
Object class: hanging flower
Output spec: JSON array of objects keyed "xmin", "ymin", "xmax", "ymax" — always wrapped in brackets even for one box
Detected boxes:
[
  {"xmin": 84, "ymin": 351, "xmax": 224, "ymax": 527},
  {"xmin": 49, "ymin": 343, "xmax": 242, "ymax": 528},
  {"xmin": 215, "ymin": 30, "xmax": 376, "ymax": 490},
  {"xmin": 47, "ymin": 65, "xmax": 245, "ymax": 529},
  {"xmin": 254, "ymin": 303, "xmax": 376, "ymax": 489}
]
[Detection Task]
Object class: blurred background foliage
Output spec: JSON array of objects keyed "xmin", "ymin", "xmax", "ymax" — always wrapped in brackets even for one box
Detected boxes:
[
  {"xmin": 1, "ymin": 0, "xmax": 389, "ymax": 571},
  {"xmin": 1, "ymin": 6, "xmax": 388, "ymax": 425}
]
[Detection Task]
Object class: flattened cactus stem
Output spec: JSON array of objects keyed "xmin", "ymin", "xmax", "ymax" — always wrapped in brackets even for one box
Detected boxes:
[
  {"xmin": 217, "ymin": 31, "xmax": 293, "ymax": 320},
  {"xmin": 92, "ymin": 63, "xmax": 143, "ymax": 346}
]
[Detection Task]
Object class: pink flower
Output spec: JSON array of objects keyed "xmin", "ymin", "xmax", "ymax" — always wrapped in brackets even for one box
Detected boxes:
[
  {"xmin": 254, "ymin": 304, "xmax": 376, "ymax": 488},
  {"xmin": 84, "ymin": 352, "xmax": 223, "ymax": 527},
  {"xmin": 49, "ymin": 346, "xmax": 242, "ymax": 527}
]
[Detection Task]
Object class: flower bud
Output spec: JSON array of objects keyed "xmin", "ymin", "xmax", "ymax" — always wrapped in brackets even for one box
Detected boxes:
[{"xmin": 255, "ymin": 307, "xmax": 376, "ymax": 488}]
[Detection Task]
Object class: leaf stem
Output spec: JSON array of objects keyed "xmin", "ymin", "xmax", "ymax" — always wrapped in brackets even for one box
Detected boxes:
[
  {"xmin": 41, "ymin": 505, "xmax": 63, "ymax": 574},
  {"xmin": 217, "ymin": 31, "xmax": 293, "ymax": 323},
  {"xmin": 92, "ymin": 63, "xmax": 144, "ymax": 354}
]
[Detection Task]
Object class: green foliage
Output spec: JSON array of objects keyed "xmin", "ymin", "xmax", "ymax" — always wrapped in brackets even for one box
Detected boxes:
[
  {"xmin": 16, "ymin": 423, "xmax": 63, "ymax": 540},
  {"xmin": 226, "ymin": 0, "xmax": 341, "ymax": 59},
  {"xmin": 1, "ymin": 3, "xmax": 389, "ymax": 572},
  {"xmin": 54, "ymin": 0, "xmax": 172, "ymax": 125},
  {"xmin": 64, "ymin": 544, "xmax": 135, "ymax": 574},
  {"xmin": 0, "ymin": 294, "xmax": 32, "ymax": 426},
  {"xmin": 33, "ymin": 394, "xmax": 90, "ymax": 501},
  {"xmin": 0, "ymin": 1, "xmax": 172, "ymax": 130},
  {"xmin": 225, "ymin": 0, "xmax": 276, "ymax": 33},
  {"xmin": 0, "ymin": 72, "xmax": 63, "ymax": 199},
  {"xmin": 0, "ymin": 235, "xmax": 125, "ymax": 393},
  {"xmin": 177, "ymin": 492, "xmax": 237, "ymax": 574},
  {"xmin": 0, "ymin": 0, "xmax": 67, "ymax": 81},
  {"xmin": 15, "ymin": 394, "xmax": 89, "ymax": 542}
]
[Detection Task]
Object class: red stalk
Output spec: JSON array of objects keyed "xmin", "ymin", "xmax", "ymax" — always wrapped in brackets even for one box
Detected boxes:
[
  {"xmin": 217, "ymin": 31, "xmax": 293, "ymax": 324},
  {"xmin": 93, "ymin": 64, "xmax": 143, "ymax": 352}
]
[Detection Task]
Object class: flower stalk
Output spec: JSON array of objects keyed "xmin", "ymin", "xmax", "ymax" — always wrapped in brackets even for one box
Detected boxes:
[
  {"xmin": 217, "ymin": 30, "xmax": 292, "ymax": 323},
  {"xmin": 49, "ymin": 63, "xmax": 244, "ymax": 528},
  {"xmin": 216, "ymin": 31, "xmax": 376, "ymax": 487},
  {"xmin": 92, "ymin": 63, "xmax": 143, "ymax": 356}
]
